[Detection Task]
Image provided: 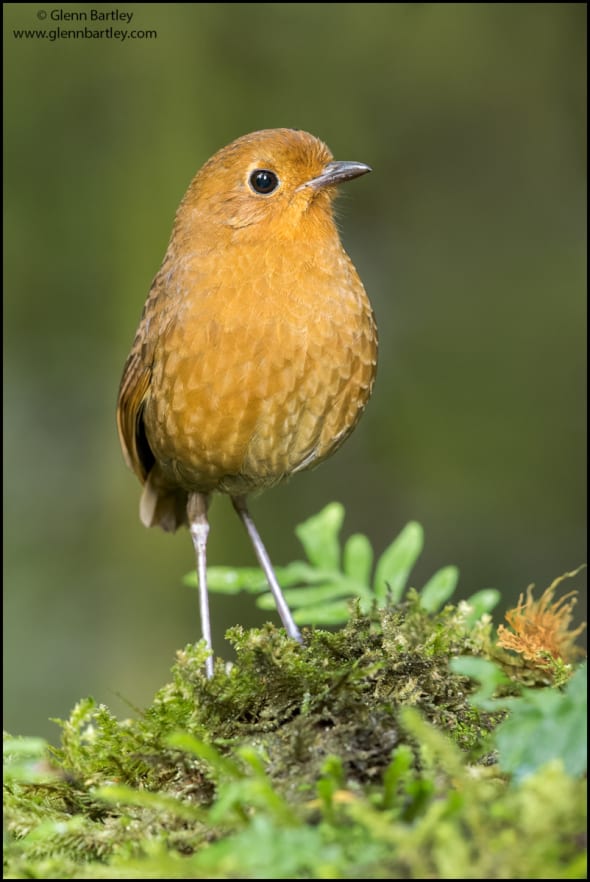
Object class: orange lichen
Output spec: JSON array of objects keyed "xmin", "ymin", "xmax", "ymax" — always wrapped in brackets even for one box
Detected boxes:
[{"xmin": 497, "ymin": 567, "xmax": 586, "ymax": 666}]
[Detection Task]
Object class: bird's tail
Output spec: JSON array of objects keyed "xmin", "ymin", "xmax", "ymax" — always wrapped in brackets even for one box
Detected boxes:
[{"xmin": 139, "ymin": 467, "xmax": 188, "ymax": 532}]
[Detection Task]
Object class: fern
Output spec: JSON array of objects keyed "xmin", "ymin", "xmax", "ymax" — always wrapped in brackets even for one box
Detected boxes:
[{"xmin": 185, "ymin": 502, "xmax": 500, "ymax": 625}]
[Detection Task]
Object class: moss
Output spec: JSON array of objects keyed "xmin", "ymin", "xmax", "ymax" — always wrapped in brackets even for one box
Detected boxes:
[{"xmin": 4, "ymin": 593, "xmax": 586, "ymax": 879}]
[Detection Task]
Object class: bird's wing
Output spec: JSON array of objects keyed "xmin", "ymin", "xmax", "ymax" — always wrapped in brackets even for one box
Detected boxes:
[{"xmin": 116, "ymin": 351, "xmax": 153, "ymax": 483}]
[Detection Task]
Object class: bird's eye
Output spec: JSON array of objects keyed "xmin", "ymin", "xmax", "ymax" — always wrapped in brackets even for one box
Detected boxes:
[{"xmin": 249, "ymin": 169, "xmax": 279, "ymax": 195}]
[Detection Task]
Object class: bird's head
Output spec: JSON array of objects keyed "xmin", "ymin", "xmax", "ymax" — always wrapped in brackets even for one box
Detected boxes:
[{"xmin": 173, "ymin": 128, "xmax": 371, "ymax": 245}]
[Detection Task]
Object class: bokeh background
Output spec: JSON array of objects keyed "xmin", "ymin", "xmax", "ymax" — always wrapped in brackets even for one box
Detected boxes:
[{"xmin": 4, "ymin": 3, "xmax": 586, "ymax": 742}]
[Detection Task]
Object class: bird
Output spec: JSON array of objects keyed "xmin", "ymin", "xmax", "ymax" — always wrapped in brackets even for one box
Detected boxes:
[{"xmin": 116, "ymin": 128, "xmax": 378, "ymax": 677}]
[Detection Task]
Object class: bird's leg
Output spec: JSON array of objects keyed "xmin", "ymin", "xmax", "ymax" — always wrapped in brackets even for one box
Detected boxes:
[
  {"xmin": 187, "ymin": 491, "xmax": 214, "ymax": 678},
  {"xmin": 231, "ymin": 495, "xmax": 303, "ymax": 644}
]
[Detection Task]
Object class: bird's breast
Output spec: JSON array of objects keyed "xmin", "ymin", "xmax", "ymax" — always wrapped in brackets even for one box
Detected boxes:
[{"xmin": 143, "ymin": 241, "xmax": 377, "ymax": 494}]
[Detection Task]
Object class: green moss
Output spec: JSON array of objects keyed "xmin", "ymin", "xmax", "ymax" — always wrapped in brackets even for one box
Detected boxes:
[
  {"xmin": 4, "ymin": 510, "xmax": 586, "ymax": 878},
  {"xmin": 4, "ymin": 594, "xmax": 586, "ymax": 879}
]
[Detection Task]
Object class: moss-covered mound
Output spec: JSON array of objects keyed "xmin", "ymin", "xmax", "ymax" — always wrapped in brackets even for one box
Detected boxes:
[{"xmin": 4, "ymin": 594, "xmax": 586, "ymax": 879}]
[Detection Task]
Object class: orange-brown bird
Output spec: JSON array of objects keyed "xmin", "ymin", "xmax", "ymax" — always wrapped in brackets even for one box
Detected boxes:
[{"xmin": 117, "ymin": 129, "xmax": 377, "ymax": 677}]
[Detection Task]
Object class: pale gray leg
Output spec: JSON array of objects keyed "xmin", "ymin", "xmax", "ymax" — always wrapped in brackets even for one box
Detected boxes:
[
  {"xmin": 187, "ymin": 492, "xmax": 214, "ymax": 678},
  {"xmin": 232, "ymin": 495, "xmax": 303, "ymax": 643}
]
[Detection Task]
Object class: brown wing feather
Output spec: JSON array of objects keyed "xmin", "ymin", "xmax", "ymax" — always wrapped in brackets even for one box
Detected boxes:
[
  {"xmin": 116, "ymin": 352, "xmax": 153, "ymax": 483},
  {"xmin": 117, "ymin": 349, "xmax": 189, "ymax": 532}
]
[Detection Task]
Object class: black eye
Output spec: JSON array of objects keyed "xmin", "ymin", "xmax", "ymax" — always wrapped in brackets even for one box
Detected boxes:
[{"xmin": 249, "ymin": 169, "xmax": 279, "ymax": 195}]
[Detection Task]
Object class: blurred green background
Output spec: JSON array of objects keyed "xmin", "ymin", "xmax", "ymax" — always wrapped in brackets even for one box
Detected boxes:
[{"xmin": 4, "ymin": 3, "xmax": 586, "ymax": 742}]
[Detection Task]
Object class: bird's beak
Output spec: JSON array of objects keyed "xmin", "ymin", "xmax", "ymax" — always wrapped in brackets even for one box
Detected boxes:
[{"xmin": 299, "ymin": 161, "xmax": 372, "ymax": 192}]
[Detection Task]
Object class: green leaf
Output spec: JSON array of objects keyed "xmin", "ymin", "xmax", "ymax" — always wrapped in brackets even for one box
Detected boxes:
[
  {"xmin": 183, "ymin": 504, "xmax": 462, "ymax": 631},
  {"xmin": 450, "ymin": 656, "xmax": 512, "ymax": 710},
  {"xmin": 257, "ymin": 593, "xmax": 354, "ymax": 624},
  {"xmin": 184, "ymin": 566, "xmax": 269, "ymax": 593},
  {"xmin": 256, "ymin": 580, "xmax": 355, "ymax": 609},
  {"xmin": 373, "ymin": 521, "xmax": 424, "ymax": 605},
  {"xmin": 292, "ymin": 600, "xmax": 352, "ymax": 625},
  {"xmin": 496, "ymin": 664, "xmax": 587, "ymax": 781},
  {"xmin": 192, "ymin": 816, "xmax": 327, "ymax": 878},
  {"xmin": 464, "ymin": 588, "xmax": 501, "ymax": 625},
  {"xmin": 3, "ymin": 735, "xmax": 52, "ymax": 784},
  {"xmin": 196, "ymin": 562, "xmax": 331, "ymax": 596},
  {"xmin": 268, "ymin": 562, "xmax": 341, "ymax": 591},
  {"xmin": 420, "ymin": 565, "xmax": 459, "ymax": 612},
  {"xmin": 294, "ymin": 502, "xmax": 345, "ymax": 570},
  {"xmin": 343, "ymin": 533, "xmax": 373, "ymax": 586},
  {"xmin": 271, "ymin": 562, "xmax": 331, "ymax": 587},
  {"xmin": 317, "ymin": 755, "xmax": 345, "ymax": 815},
  {"xmin": 382, "ymin": 744, "xmax": 413, "ymax": 810},
  {"xmin": 3, "ymin": 735, "xmax": 48, "ymax": 761},
  {"xmin": 166, "ymin": 732, "xmax": 242, "ymax": 779}
]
